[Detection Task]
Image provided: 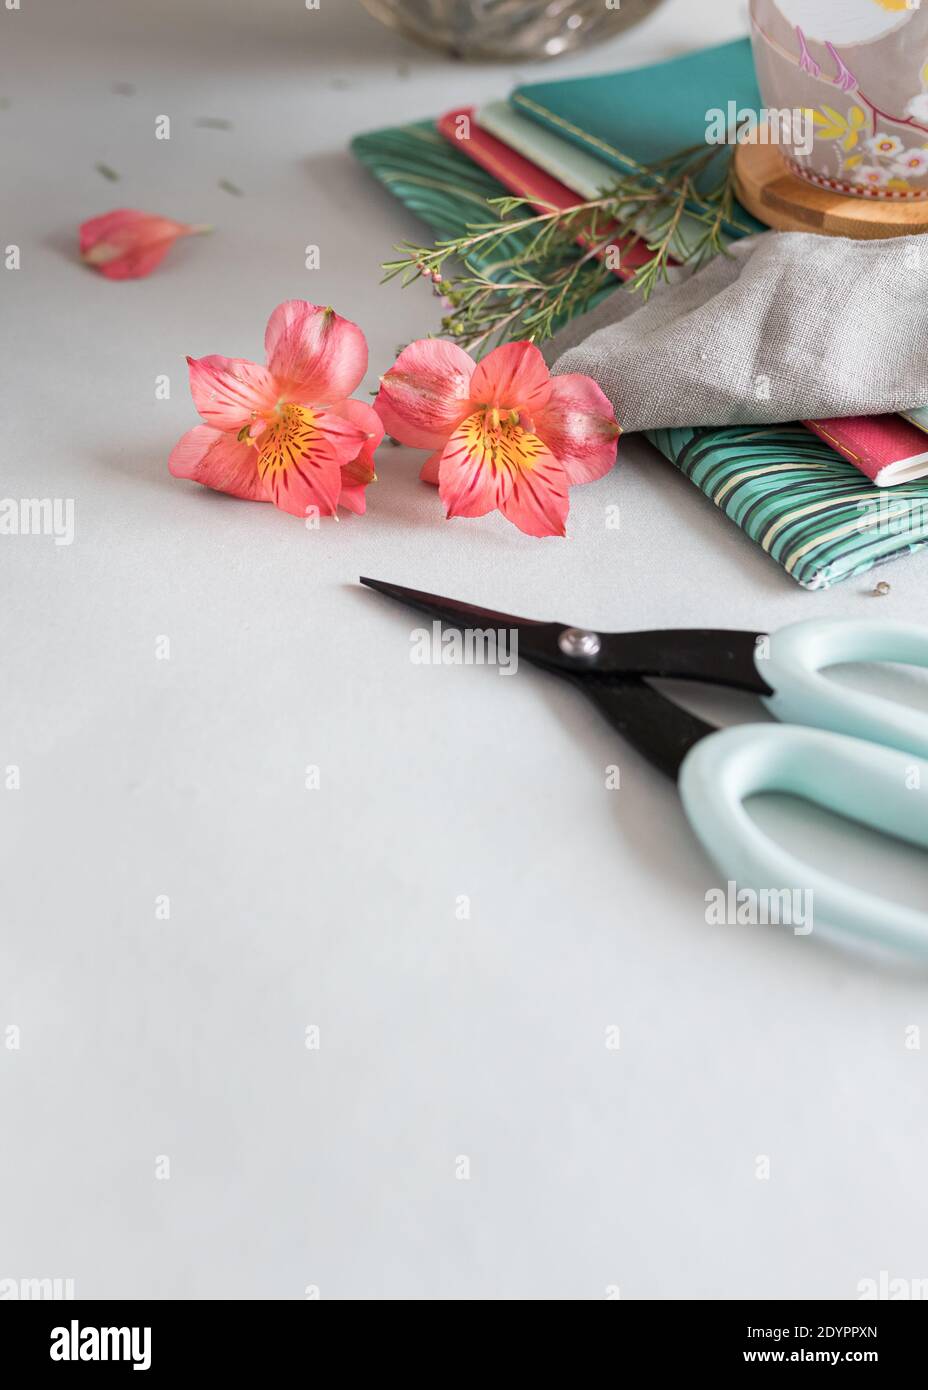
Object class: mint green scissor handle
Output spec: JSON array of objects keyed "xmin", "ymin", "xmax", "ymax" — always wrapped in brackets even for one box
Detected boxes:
[
  {"xmin": 759, "ymin": 617, "xmax": 928, "ymax": 757},
  {"xmin": 679, "ymin": 619, "xmax": 928, "ymax": 953}
]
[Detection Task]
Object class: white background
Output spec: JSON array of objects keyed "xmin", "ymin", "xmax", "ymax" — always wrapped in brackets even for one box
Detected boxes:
[{"xmin": 2, "ymin": 0, "xmax": 928, "ymax": 1299}]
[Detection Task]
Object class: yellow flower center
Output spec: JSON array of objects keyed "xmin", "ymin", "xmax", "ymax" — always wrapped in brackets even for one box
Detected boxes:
[
  {"xmin": 457, "ymin": 407, "xmax": 546, "ymax": 479},
  {"xmin": 254, "ymin": 403, "xmax": 321, "ymax": 481}
]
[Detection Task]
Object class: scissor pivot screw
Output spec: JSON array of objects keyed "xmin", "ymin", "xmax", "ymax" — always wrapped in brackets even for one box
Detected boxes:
[{"xmin": 558, "ymin": 627, "xmax": 602, "ymax": 660}]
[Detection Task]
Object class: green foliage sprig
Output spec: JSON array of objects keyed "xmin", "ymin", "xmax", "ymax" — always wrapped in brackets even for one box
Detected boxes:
[{"xmin": 382, "ymin": 140, "xmax": 748, "ymax": 356}]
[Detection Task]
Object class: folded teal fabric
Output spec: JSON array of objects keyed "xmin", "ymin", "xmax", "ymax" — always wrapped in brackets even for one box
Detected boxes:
[
  {"xmin": 510, "ymin": 38, "xmax": 766, "ymax": 238},
  {"xmin": 647, "ymin": 425, "xmax": 928, "ymax": 589}
]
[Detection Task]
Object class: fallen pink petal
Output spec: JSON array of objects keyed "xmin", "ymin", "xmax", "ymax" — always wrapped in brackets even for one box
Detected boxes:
[{"xmin": 79, "ymin": 209, "xmax": 211, "ymax": 280}]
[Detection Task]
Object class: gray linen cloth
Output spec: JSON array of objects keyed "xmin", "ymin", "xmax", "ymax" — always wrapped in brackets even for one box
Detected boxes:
[{"xmin": 545, "ymin": 231, "xmax": 928, "ymax": 431}]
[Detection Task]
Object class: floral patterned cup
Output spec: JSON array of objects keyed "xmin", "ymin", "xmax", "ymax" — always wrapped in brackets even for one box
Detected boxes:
[{"xmin": 750, "ymin": 0, "xmax": 928, "ymax": 199}]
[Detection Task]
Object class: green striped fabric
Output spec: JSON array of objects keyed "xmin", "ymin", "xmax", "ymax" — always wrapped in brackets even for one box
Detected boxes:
[
  {"xmin": 353, "ymin": 121, "xmax": 928, "ymax": 588},
  {"xmin": 646, "ymin": 426, "xmax": 928, "ymax": 589},
  {"xmin": 353, "ymin": 121, "xmax": 520, "ymax": 247}
]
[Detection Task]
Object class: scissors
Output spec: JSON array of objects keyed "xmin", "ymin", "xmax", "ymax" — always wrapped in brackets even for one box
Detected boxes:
[{"xmin": 360, "ymin": 577, "xmax": 928, "ymax": 955}]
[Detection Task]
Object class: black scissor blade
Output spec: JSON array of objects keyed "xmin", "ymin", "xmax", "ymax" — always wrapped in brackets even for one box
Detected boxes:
[
  {"xmin": 360, "ymin": 580, "xmax": 772, "ymax": 694},
  {"xmin": 359, "ymin": 577, "xmax": 545, "ymax": 630},
  {"xmin": 360, "ymin": 578, "xmax": 743, "ymax": 782},
  {"xmin": 571, "ymin": 673, "xmax": 717, "ymax": 781},
  {"xmin": 588, "ymin": 629, "xmax": 773, "ymax": 695}
]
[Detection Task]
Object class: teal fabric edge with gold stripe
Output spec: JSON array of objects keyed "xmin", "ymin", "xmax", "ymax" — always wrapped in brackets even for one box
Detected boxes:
[
  {"xmin": 353, "ymin": 121, "xmax": 928, "ymax": 589},
  {"xmin": 646, "ymin": 425, "xmax": 928, "ymax": 590}
]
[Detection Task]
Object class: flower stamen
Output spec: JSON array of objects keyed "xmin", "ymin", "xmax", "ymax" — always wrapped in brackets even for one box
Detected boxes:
[{"xmin": 256, "ymin": 403, "xmax": 321, "ymax": 480}]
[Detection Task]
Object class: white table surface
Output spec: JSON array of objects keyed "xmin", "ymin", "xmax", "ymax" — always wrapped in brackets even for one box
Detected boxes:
[{"xmin": 2, "ymin": 0, "xmax": 928, "ymax": 1301}]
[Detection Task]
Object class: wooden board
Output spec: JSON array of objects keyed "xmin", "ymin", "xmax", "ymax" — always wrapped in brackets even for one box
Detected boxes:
[{"xmin": 734, "ymin": 143, "xmax": 928, "ymax": 239}]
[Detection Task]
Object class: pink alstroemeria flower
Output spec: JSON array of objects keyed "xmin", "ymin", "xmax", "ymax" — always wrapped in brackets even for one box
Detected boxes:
[
  {"xmin": 169, "ymin": 301, "xmax": 384, "ymax": 518},
  {"xmin": 374, "ymin": 340, "xmax": 620, "ymax": 537},
  {"xmin": 80, "ymin": 209, "xmax": 211, "ymax": 280}
]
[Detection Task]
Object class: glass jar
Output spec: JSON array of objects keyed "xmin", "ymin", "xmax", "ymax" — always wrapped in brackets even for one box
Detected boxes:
[{"xmin": 361, "ymin": 0, "xmax": 665, "ymax": 62}]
